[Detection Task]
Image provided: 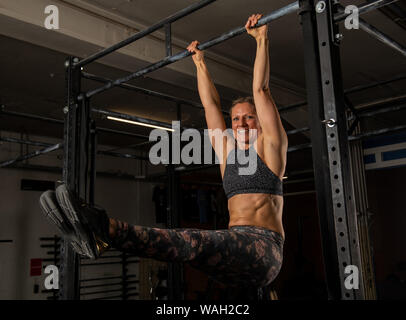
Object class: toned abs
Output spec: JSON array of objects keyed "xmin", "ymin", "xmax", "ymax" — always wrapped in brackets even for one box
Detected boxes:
[{"xmin": 228, "ymin": 193, "xmax": 284, "ymax": 239}]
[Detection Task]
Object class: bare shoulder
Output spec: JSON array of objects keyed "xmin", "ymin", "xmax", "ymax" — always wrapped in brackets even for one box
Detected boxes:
[{"xmin": 259, "ymin": 134, "xmax": 287, "ymax": 179}]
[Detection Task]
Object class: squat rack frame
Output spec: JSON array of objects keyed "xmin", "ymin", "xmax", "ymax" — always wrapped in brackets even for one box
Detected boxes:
[{"xmin": 31, "ymin": 0, "xmax": 403, "ymax": 300}]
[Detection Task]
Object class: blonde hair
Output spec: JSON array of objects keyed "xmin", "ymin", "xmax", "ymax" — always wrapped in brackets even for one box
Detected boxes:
[{"xmin": 229, "ymin": 96, "xmax": 256, "ymax": 115}]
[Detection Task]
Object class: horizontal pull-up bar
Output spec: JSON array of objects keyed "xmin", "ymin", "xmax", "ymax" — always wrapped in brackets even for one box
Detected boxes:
[
  {"xmin": 81, "ymin": 1, "xmax": 300, "ymax": 99},
  {"xmin": 74, "ymin": 0, "xmax": 217, "ymax": 68},
  {"xmin": 81, "ymin": 0, "xmax": 399, "ymax": 102}
]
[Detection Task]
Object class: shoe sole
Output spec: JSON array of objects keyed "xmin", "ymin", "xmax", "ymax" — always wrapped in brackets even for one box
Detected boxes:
[
  {"xmin": 55, "ymin": 185, "xmax": 98, "ymax": 259},
  {"xmin": 39, "ymin": 191, "xmax": 86, "ymax": 256}
]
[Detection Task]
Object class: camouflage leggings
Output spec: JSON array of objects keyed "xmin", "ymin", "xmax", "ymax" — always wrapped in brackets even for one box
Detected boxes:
[{"xmin": 111, "ymin": 221, "xmax": 284, "ymax": 288}]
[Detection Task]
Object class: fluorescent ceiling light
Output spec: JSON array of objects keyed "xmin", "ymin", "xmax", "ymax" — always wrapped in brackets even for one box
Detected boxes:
[{"xmin": 107, "ymin": 116, "xmax": 174, "ymax": 132}]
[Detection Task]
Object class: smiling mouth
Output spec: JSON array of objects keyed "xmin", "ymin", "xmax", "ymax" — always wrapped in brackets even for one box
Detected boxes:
[{"xmin": 237, "ymin": 128, "xmax": 249, "ymax": 134}]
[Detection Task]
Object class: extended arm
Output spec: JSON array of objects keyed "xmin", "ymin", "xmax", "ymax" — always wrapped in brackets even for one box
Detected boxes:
[
  {"xmin": 246, "ymin": 15, "xmax": 288, "ymax": 150},
  {"xmin": 188, "ymin": 41, "xmax": 226, "ymax": 132},
  {"xmin": 188, "ymin": 41, "xmax": 232, "ymax": 170}
]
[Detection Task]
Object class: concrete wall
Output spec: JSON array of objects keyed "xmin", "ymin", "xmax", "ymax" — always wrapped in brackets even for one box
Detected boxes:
[{"xmin": 0, "ymin": 131, "xmax": 166, "ymax": 299}]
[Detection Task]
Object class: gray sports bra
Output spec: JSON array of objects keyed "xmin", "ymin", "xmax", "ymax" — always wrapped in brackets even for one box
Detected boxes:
[{"xmin": 222, "ymin": 145, "xmax": 283, "ymax": 199}]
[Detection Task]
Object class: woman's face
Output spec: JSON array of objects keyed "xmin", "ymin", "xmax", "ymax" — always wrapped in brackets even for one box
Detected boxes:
[{"xmin": 231, "ymin": 102, "xmax": 260, "ymax": 145}]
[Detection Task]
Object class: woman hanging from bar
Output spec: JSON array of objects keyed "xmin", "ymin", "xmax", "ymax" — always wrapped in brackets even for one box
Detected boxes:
[{"xmin": 40, "ymin": 14, "xmax": 288, "ymax": 292}]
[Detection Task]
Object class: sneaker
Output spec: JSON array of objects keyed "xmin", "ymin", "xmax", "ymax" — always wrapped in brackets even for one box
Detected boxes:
[
  {"xmin": 55, "ymin": 184, "xmax": 111, "ymax": 260},
  {"xmin": 39, "ymin": 190, "xmax": 86, "ymax": 256}
]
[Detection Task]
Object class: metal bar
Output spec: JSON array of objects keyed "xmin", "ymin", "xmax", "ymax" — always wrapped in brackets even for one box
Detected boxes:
[
  {"xmin": 91, "ymin": 108, "xmax": 173, "ymax": 130},
  {"xmin": 80, "ymin": 275, "xmax": 137, "ymax": 282},
  {"xmin": 82, "ymin": 72, "xmax": 213, "ymax": 113},
  {"xmin": 165, "ymin": 23, "xmax": 172, "ymax": 57},
  {"xmin": 174, "ymin": 163, "xmax": 217, "ymax": 172},
  {"xmin": 358, "ymin": 18, "xmax": 406, "ymax": 57},
  {"xmin": 334, "ymin": 0, "xmax": 399, "ymax": 22},
  {"xmin": 0, "ymin": 108, "xmax": 64, "ymax": 124},
  {"xmin": 300, "ymin": 0, "xmax": 361, "ymax": 300},
  {"xmin": 348, "ymin": 117, "xmax": 360, "ymax": 136},
  {"xmin": 80, "ymin": 287, "xmax": 137, "ymax": 296},
  {"xmin": 0, "ymin": 107, "xmax": 149, "ymax": 140},
  {"xmin": 337, "ymin": 4, "xmax": 406, "ymax": 56},
  {"xmin": 81, "ymin": 260, "xmax": 139, "ymax": 266},
  {"xmin": 348, "ymin": 103, "xmax": 406, "ymax": 121},
  {"xmin": 59, "ymin": 56, "xmax": 82, "ymax": 300},
  {"xmin": 0, "ymin": 134, "xmax": 312, "ymax": 170},
  {"xmin": 89, "ymin": 121, "xmax": 96, "ymax": 207},
  {"xmin": 0, "ymin": 137, "xmax": 53, "ymax": 148},
  {"xmin": 283, "ymin": 177, "xmax": 314, "ymax": 185},
  {"xmin": 98, "ymin": 150, "xmax": 149, "ymax": 161},
  {"xmin": 301, "ymin": 0, "xmax": 342, "ymax": 299},
  {"xmin": 313, "ymin": 0, "xmax": 364, "ymax": 299},
  {"xmin": 271, "ymin": 72, "xmax": 406, "ymax": 114},
  {"xmin": 74, "ymin": 0, "xmax": 217, "ymax": 68},
  {"xmin": 80, "ymin": 280, "xmax": 139, "ymax": 290},
  {"xmin": 83, "ymin": 1, "xmax": 300, "ymax": 99},
  {"xmin": 2, "ymin": 162, "xmax": 166, "ymax": 183},
  {"xmin": 284, "ymin": 190, "xmax": 316, "ymax": 196},
  {"xmin": 348, "ymin": 124, "xmax": 406, "ymax": 141},
  {"xmin": 345, "ymin": 96, "xmax": 360, "ymax": 136},
  {"xmin": 349, "ymin": 122, "xmax": 377, "ymax": 299},
  {"xmin": 0, "ymin": 143, "xmax": 63, "ymax": 168},
  {"xmin": 344, "ymin": 96, "xmax": 358, "ymax": 116},
  {"xmin": 287, "ymin": 142, "xmax": 312, "ymax": 152},
  {"xmin": 344, "ymin": 73, "xmax": 406, "ymax": 95},
  {"xmin": 354, "ymin": 94, "xmax": 406, "ymax": 110},
  {"xmin": 90, "ymin": 293, "xmax": 139, "ymax": 300},
  {"xmin": 87, "ymin": 254, "xmax": 124, "ymax": 259},
  {"xmin": 286, "ymin": 126, "xmax": 310, "ymax": 135},
  {"xmin": 84, "ymin": 70, "xmax": 403, "ymax": 118},
  {"xmin": 97, "ymin": 127, "xmax": 149, "ymax": 140}
]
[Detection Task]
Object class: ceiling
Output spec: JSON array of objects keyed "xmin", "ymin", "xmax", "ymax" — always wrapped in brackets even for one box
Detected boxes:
[{"xmin": 0, "ymin": 0, "xmax": 405, "ymax": 170}]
